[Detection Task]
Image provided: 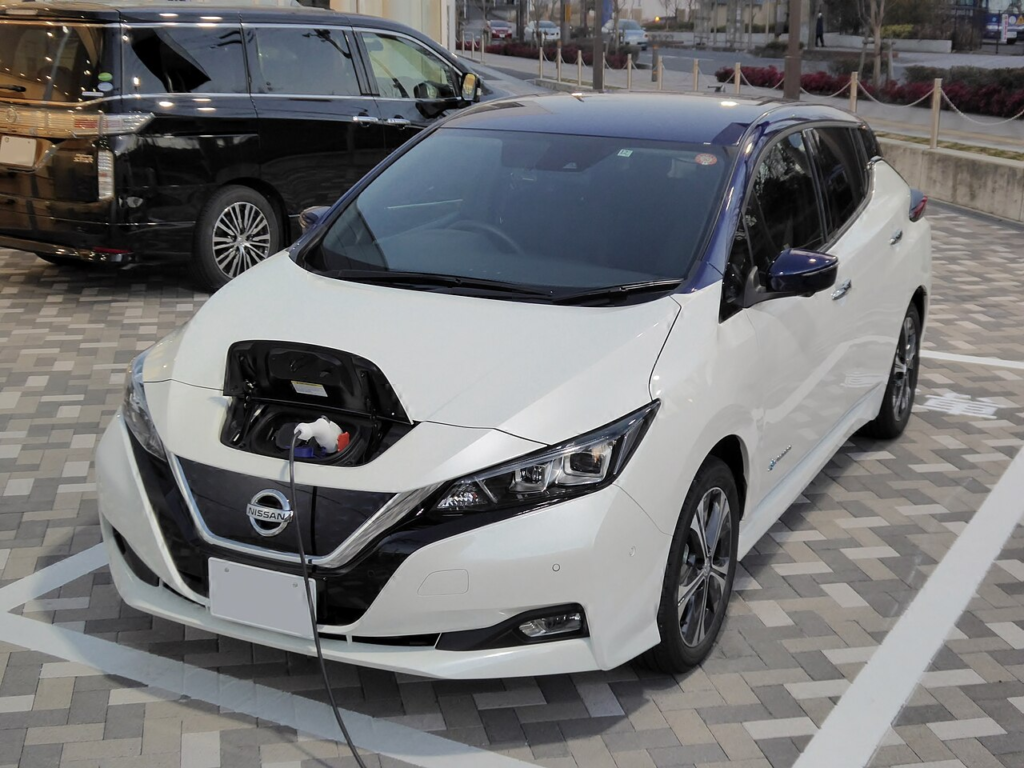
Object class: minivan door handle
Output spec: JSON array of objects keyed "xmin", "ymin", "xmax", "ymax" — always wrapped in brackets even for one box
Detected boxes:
[
  {"xmin": 831, "ymin": 279, "xmax": 852, "ymax": 301},
  {"xmin": 384, "ymin": 117, "xmax": 412, "ymax": 127},
  {"xmin": 352, "ymin": 114, "xmax": 380, "ymax": 125},
  {"xmin": 889, "ymin": 229, "xmax": 903, "ymax": 245}
]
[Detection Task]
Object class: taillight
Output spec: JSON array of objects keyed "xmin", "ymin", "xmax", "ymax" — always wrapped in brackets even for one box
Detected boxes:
[
  {"xmin": 909, "ymin": 189, "xmax": 927, "ymax": 222},
  {"xmin": 97, "ymin": 150, "xmax": 114, "ymax": 201},
  {"xmin": 0, "ymin": 110, "xmax": 153, "ymax": 139}
]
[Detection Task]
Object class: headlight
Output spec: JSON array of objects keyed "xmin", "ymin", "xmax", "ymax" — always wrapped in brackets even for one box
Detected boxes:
[
  {"xmin": 431, "ymin": 402, "xmax": 659, "ymax": 516},
  {"xmin": 122, "ymin": 348, "xmax": 166, "ymax": 460}
]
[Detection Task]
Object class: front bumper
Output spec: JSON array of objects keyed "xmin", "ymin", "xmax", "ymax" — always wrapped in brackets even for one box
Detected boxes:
[{"xmin": 96, "ymin": 414, "xmax": 670, "ymax": 678}]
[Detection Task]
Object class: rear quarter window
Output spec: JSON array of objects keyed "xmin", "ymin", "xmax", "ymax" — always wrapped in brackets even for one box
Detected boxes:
[{"xmin": 122, "ymin": 24, "xmax": 247, "ymax": 94}]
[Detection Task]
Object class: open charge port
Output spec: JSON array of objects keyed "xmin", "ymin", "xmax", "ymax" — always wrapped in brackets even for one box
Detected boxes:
[{"xmin": 220, "ymin": 340, "xmax": 414, "ymax": 466}]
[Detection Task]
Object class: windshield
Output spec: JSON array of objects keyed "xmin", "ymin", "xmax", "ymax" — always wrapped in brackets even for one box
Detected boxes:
[
  {"xmin": 0, "ymin": 23, "xmax": 108, "ymax": 102},
  {"xmin": 619, "ymin": 20, "xmax": 641, "ymax": 29},
  {"xmin": 540, "ymin": 21, "xmax": 557, "ymax": 28},
  {"xmin": 303, "ymin": 128, "xmax": 732, "ymax": 298}
]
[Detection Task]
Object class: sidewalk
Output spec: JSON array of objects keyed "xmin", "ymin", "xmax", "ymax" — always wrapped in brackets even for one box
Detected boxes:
[{"xmin": 464, "ymin": 50, "xmax": 1024, "ymax": 154}]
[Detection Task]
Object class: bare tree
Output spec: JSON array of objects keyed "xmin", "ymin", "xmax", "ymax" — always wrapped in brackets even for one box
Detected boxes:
[
  {"xmin": 856, "ymin": 0, "xmax": 889, "ymax": 86},
  {"xmin": 659, "ymin": 0, "xmax": 680, "ymax": 26}
]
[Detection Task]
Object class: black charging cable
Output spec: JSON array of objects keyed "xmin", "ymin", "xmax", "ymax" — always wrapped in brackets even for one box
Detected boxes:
[{"xmin": 289, "ymin": 433, "xmax": 369, "ymax": 768}]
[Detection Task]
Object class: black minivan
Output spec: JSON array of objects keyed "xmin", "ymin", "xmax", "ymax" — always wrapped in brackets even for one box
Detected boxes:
[{"xmin": 0, "ymin": 1, "xmax": 482, "ymax": 289}]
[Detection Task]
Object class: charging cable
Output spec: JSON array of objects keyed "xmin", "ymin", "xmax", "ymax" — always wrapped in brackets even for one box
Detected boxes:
[{"xmin": 289, "ymin": 428, "xmax": 369, "ymax": 768}]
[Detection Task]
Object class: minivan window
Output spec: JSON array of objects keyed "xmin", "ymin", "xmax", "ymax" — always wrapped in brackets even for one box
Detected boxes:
[
  {"xmin": 304, "ymin": 128, "xmax": 732, "ymax": 292},
  {"xmin": 254, "ymin": 28, "xmax": 360, "ymax": 96},
  {"xmin": 0, "ymin": 23, "xmax": 106, "ymax": 102},
  {"xmin": 123, "ymin": 26, "xmax": 246, "ymax": 94},
  {"xmin": 358, "ymin": 31, "xmax": 458, "ymax": 100},
  {"xmin": 812, "ymin": 127, "xmax": 867, "ymax": 236}
]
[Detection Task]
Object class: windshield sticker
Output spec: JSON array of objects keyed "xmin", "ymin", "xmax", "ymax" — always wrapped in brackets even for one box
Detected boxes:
[
  {"xmin": 98, "ymin": 72, "xmax": 113, "ymax": 82},
  {"xmin": 617, "ymin": 149, "xmax": 633, "ymax": 157},
  {"xmin": 695, "ymin": 153, "xmax": 718, "ymax": 166},
  {"xmin": 97, "ymin": 82, "xmax": 113, "ymax": 92}
]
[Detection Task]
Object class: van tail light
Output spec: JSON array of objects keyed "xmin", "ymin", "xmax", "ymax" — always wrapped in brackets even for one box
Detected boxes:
[
  {"xmin": 1, "ymin": 109, "xmax": 153, "ymax": 139},
  {"xmin": 97, "ymin": 150, "xmax": 114, "ymax": 200},
  {"xmin": 909, "ymin": 189, "xmax": 927, "ymax": 222}
]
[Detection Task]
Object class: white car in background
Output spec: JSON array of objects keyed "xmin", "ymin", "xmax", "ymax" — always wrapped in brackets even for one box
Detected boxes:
[
  {"xmin": 603, "ymin": 18, "xmax": 649, "ymax": 49},
  {"xmin": 96, "ymin": 93, "xmax": 930, "ymax": 679},
  {"xmin": 525, "ymin": 19, "xmax": 560, "ymax": 42}
]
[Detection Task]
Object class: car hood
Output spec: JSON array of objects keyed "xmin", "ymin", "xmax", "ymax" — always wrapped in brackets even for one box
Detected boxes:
[{"xmin": 146, "ymin": 255, "xmax": 680, "ymax": 445}]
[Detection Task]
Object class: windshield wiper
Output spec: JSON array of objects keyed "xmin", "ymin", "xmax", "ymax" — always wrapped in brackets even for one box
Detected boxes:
[
  {"xmin": 553, "ymin": 279, "xmax": 683, "ymax": 305},
  {"xmin": 327, "ymin": 269, "xmax": 558, "ymax": 298},
  {"xmin": 0, "ymin": 84, "xmax": 27, "ymax": 92}
]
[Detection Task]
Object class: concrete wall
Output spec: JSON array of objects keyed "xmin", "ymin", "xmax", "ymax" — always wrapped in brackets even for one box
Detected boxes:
[
  {"xmin": 330, "ymin": 0, "xmax": 456, "ymax": 48},
  {"xmin": 880, "ymin": 138, "xmax": 1024, "ymax": 223}
]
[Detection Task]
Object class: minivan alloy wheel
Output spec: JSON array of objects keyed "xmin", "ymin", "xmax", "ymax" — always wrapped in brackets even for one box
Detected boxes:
[
  {"xmin": 677, "ymin": 487, "xmax": 732, "ymax": 648},
  {"xmin": 212, "ymin": 202, "xmax": 272, "ymax": 278}
]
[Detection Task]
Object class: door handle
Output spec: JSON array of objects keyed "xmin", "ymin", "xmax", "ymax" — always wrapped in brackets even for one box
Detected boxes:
[
  {"xmin": 831, "ymin": 279, "xmax": 852, "ymax": 301},
  {"xmin": 352, "ymin": 114, "xmax": 380, "ymax": 125},
  {"xmin": 890, "ymin": 229, "xmax": 903, "ymax": 245},
  {"xmin": 384, "ymin": 117, "xmax": 412, "ymax": 127}
]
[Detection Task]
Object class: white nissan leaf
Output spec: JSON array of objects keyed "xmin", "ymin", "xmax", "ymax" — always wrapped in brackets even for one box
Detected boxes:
[{"xmin": 96, "ymin": 93, "xmax": 931, "ymax": 679}]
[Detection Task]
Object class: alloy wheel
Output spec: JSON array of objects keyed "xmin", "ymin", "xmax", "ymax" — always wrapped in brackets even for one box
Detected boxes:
[
  {"xmin": 891, "ymin": 314, "xmax": 918, "ymax": 421},
  {"xmin": 677, "ymin": 487, "xmax": 733, "ymax": 648},
  {"xmin": 211, "ymin": 202, "xmax": 272, "ymax": 278}
]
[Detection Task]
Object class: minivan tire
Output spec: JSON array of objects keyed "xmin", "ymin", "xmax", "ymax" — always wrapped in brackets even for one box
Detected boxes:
[
  {"xmin": 642, "ymin": 456, "xmax": 739, "ymax": 674},
  {"xmin": 191, "ymin": 185, "xmax": 281, "ymax": 292},
  {"xmin": 860, "ymin": 303, "xmax": 921, "ymax": 440},
  {"xmin": 36, "ymin": 254, "xmax": 87, "ymax": 268}
]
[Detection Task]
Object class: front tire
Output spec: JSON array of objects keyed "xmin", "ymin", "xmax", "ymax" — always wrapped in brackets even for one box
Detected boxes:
[
  {"xmin": 860, "ymin": 303, "xmax": 921, "ymax": 439},
  {"xmin": 191, "ymin": 185, "xmax": 281, "ymax": 292},
  {"xmin": 642, "ymin": 457, "xmax": 739, "ymax": 673}
]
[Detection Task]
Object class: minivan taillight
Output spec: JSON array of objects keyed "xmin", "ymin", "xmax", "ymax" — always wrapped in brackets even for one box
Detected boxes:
[
  {"xmin": 0, "ymin": 109, "xmax": 153, "ymax": 139},
  {"xmin": 97, "ymin": 150, "xmax": 114, "ymax": 200}
]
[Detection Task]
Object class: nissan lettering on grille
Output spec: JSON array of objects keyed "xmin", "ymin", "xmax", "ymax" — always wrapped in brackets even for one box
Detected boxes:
[{"xmin": 246, "ymin": 489, "xmax": 293, "ymax": 537}]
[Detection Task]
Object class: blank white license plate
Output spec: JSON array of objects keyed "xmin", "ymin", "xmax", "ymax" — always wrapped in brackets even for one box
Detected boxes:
[
  {"xmin": 0, "ymin": 135, "xmax": 37, "ymax": 168},
  {"xmin": 208, "ymin": 558, "xmax": 316, "ymax": 639}
]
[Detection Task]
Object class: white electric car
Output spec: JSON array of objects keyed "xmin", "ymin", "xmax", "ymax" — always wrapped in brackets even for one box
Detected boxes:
[{"xmin": 96, "ymin": 93, "xmax": 931, "ymax": 679}]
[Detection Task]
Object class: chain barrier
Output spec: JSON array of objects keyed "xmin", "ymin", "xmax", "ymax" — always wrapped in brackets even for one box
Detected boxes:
[
  {"xmin": 940, "ymin": 89, "xmax": 1024, "ymax": 126},
  {"xmin": 738, "ymin": 69, "xmax": 785, "ymax": 91},
  {"xmin": 800, "ymin": 80, "xmax": 851, "ymax": 98},
  {"xmin": 853, "ymin": 80, "xmax": 931, "ymax": 109}
]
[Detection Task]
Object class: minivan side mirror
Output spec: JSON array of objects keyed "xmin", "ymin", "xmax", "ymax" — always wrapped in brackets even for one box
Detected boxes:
[
  {"xmin": 461, "ymin": 72, "xmax": 480, "ymax": 103},
  {"xmin": 743, "ymin": 248, "xmax": 838, "ymax": 308}
]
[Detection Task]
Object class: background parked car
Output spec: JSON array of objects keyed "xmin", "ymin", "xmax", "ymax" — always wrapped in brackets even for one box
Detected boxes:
[
  {"xmin": 0, "ymin": 1, "xmax": 483, "ymax": 290},
  {"xmin": 488, "ymin": 19, "xmax": 514, "ymax": 40},
  {"xmin": 525, "ymin": 20, "xmax": 560, "ymax": 43},
  {"xmin": 603, "ymin": 18, "xmax": 649, "ymax": 50}
]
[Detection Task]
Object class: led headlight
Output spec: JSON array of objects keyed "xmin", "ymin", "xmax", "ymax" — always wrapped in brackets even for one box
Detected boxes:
[
  {"xmin": 122, "ymin": 348, "xmax": 166, "ymax": 460},
  {"xmin": 432, "ymin": 402, "xmax": 659, "ymax": 516}
]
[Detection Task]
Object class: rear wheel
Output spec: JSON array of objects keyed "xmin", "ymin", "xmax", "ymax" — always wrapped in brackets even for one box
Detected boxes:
[
  {"xmin": 642, "ymin": 457, "xmax": 739, "ymax": 673},
  {"xmin": 860, "ymin": 303, "xmax": 921, "ymax": 439},
  {"xmin": 191, "ymin": 185, "xmax": 281, "ymax": 292}
]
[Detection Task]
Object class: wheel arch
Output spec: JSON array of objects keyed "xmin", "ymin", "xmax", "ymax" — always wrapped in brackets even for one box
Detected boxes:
[
  {"xmin": 707, "ymin": 435, "xmax": 748, "ymax": 520},
  {"xmin": 912, "ymin": 285, "xmax": 928, "ymax": 326}
]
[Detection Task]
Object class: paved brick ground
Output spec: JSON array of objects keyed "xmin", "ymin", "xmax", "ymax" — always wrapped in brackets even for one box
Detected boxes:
[{"xmin": 1, "ymin": 204, "xmax": 1023, "ymax": 767}]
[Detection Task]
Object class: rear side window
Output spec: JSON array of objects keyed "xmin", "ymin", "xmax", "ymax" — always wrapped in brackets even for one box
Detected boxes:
[
  {"xmin": 0, "ymin": 23, "xmax": 107, "ymax": 103},
  {"xmin": 123, "ymin": 25, "xmax": 246, "ymax": 94},
  {"xmin": 253, "ymin": 28, "xmax": 361, "ymax": 96},
  {"xmin": 811, "ymin": 127, "xmax": 867, "ymax": 237}
]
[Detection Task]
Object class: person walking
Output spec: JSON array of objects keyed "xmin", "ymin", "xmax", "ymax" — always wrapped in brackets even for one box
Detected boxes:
[{"xmin": 815, "ymin": 12, "xmax": 826, "ymax": 47}]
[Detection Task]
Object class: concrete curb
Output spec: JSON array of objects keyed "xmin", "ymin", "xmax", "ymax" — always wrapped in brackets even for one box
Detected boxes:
[{"xmin": 879, "ymin": 138, "xmax": 1024, "ymax": 224}]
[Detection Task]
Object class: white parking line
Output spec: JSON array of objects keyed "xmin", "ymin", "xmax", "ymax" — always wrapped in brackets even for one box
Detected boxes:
[
  {"xmin": 0, "ymin": 548, "xmax": 536, "ymax": 768},
  {"xmin": 795, "ymin": 444, "xmax": 1024, "ymax": 768},
  {"xmin": 922, "ymin": 350, "xmax": 1024, "ymax": 371}
]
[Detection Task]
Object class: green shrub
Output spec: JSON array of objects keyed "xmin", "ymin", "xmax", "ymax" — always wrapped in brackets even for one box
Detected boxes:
[{"xmin": 881, "ymin": 24, "xmax": 914, "ymax": 39}]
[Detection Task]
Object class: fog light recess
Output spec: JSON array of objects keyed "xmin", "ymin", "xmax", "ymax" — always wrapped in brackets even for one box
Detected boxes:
[{"xmin": 519, "ymin": 610, "xmax": 583, "ymax": 639}]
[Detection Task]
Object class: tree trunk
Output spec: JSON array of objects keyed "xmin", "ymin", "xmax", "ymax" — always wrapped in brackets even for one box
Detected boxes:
[{"xmin": 805, "ymin": 0, "xmax": 815, "ymax": 52}]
